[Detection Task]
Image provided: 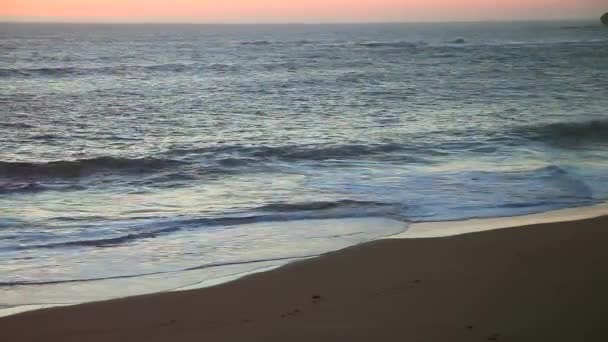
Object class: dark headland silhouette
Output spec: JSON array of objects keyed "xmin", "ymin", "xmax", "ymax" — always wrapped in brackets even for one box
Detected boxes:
[{"xmin": 602, "ymin": 12, "xmax": 608, "ymax": 26}]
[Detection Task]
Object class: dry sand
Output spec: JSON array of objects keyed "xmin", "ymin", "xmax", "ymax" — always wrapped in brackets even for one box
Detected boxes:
[{"xmin": 1, "ymin": 215, "xmax": 607, "ymax": 341}]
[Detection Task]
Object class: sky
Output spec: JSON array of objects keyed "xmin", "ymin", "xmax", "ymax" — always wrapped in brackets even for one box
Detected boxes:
[{"xmin": 1, "ymin": 0, "xmax": 606, "ymax": 23}]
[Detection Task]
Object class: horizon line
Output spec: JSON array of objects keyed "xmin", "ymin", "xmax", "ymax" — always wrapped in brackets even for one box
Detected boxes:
[{"xmin": 0, "ymin": 17, "xmax": 600, "ymax": 26}]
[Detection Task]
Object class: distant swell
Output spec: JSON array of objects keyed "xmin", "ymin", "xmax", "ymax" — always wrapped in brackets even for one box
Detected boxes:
[
  {"xmin": 0, "ymin": 122, "xmax": 35, "ymax": 129},
  {"xmin": 355, "ymin": 41, "xmax": 418, "ymax": 48},
  {"xmin": 0, "ymin": 63, "xmax": 194, "ymax": 78},
  {"xmin": 0, "ymin": 157, "xmax": 182, "ymax": 180},
  {"xmin": 167, "ymin": 142, "xmax": 425, "ymax": 163},
  {"xmin": 248, "ymin": 143, "xmax": 410, "ymax": 161},
  {"xmin": 448, "ymin": 38, "xmax": 467, "ymax": 44},
  {"xmin": 239, "ymin": 40, "xmax": 273, "ymax": 46},
  {"xmin": 237, "ymin": 40, "xmax": 422, "ymax": 49},
  {"xmin": 238, "ymin": 40, "xmax": 315, "ymax": 46}
]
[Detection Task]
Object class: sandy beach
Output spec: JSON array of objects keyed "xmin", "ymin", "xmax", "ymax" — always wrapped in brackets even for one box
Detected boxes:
[{"xmin": 1, "ymin": 214, "xmax": 607, "ymax": 341}]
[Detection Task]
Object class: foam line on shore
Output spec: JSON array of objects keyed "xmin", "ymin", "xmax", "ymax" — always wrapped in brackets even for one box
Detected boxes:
[
  {"xmin": 3, "ymin": 206, "xmax": 607, "ymax": 318},
  {"xmin": 390, "ymin": 202, "xmax": 608, "ymax": 239},
  {"xmin": 0, "ymin": 304, "xmax": 72, "ymax": 318},
  {"xmin": 0, "ymin": 218, "xmax": 406, "ymax": 318}
]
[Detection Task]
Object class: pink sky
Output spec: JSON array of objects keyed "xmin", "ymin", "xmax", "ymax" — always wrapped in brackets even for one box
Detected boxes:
[{"xmin": 1, "ymin": 0, "xmax": 605, "ymax": 23}]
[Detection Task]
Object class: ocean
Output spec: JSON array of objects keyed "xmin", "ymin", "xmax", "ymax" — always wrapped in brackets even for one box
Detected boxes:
[{"xmin": 1, "ymin": 21, "xmax": 607, "ymax": 310}]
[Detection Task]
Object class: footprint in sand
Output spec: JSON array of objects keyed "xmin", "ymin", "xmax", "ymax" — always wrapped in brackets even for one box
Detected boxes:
[{"xmin": 487, "ymin": 333, "xmax": 501, "ymax": 340}]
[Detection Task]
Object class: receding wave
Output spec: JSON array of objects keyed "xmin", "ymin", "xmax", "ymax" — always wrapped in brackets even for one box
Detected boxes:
[
  {"xmin": 258, "ymin": 200, "xmax": 397, "ymax": 212},
  {"xmin": 16, "ymin": 226, "xmax": 182, "ymax": 251},
  {"xmin": 0, "ymin": 182, "xmax": 83, "ymax": 194},
  {"xmin": 12, "ymin": 200, "xmax": 404, "ymax": 251},
  {"xmin": 0, "ymin": 255, "xmax": 313, "ymax": 287},
  {"xmin": 0, "ymin": 157, "xmax": 182, "ymax": 180}
]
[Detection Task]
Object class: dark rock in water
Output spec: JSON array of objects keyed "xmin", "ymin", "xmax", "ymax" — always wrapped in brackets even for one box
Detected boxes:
[{"xmin": 602, "ymin": 12, "xmax": 608, "ymax": 26}]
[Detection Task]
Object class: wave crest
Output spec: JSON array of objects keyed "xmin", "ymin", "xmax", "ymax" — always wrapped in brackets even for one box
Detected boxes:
[{"xmin": 518, "ymin": 119, "xmax": 608, "ymax": 146}]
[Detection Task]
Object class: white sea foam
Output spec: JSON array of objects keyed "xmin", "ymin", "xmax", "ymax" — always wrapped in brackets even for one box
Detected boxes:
[{"xmin": 389, "ymin": 202, "xmax": 608, "ymax": 239}]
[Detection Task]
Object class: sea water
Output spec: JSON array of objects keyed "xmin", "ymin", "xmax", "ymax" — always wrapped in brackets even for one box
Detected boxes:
[{"xmin": 1, "ymin": 21, "xmax": 607, "ymax": 310}]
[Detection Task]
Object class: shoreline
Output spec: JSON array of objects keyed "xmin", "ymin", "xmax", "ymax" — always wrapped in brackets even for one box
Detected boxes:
[
  {"xmin": 398, "ymin": 201, "xmax": 608, "ymax": 238},
  {"xmin": 2, "ymin": 210, "xmax": 608, "ymax": 340},
  {"xmin": 1, "ymin": 202, "xmax": 607, "ymax": 319}
]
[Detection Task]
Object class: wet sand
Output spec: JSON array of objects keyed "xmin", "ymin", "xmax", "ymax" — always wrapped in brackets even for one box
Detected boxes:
[{"xmin": 2, "ymin": 215, "xmax": 608, "ymax": 341}]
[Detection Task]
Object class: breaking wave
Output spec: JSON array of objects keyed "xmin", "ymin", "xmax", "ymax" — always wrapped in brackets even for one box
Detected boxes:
[
  {"xmin": 5, "ymin": 120, "xmax": 605, "ymax": 184},
  {"xmin": 0, "ymin": 142, "xmax": 427, "ymax": 186},
  {"xmin": 515, "ymin": 119, "xmax": 608, "ymax": 146}
]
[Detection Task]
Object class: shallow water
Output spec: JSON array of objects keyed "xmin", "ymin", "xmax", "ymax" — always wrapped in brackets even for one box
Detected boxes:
[{"xmin": 1, "ymin": 21, "xmax": 608, "ymax": 308}]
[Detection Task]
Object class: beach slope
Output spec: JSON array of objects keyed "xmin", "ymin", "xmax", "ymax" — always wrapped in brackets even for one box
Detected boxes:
[{"xmin": 1, "ymin": 216, "xmax": 607, "ymax": 341}]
